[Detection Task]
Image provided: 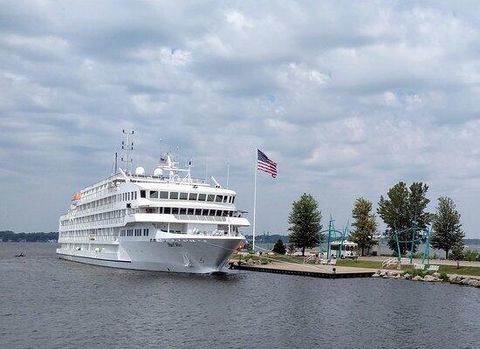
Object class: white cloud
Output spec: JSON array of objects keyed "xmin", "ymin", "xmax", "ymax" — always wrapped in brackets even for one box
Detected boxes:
[
  {"xmin": 225, "ymin": 10, "xmax": 253, "ymax": 31},
  {"xmin": 2, "ymin": 1, "xmax": 480, "ymax": 237},
  {"xmin": 132, "ymin": 47, "xmax": 192, "ymax": 66}
]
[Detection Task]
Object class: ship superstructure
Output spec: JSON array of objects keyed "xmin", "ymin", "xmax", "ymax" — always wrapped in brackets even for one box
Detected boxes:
[{"xmin": 56, "ymin": 148, "xmax": 249, "ymax": 273}]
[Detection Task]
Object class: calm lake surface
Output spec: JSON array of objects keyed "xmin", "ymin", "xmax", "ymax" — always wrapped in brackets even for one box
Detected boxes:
[{"xmin": 1, "ymin": 243, "xmax": 480, "ymax": 349}]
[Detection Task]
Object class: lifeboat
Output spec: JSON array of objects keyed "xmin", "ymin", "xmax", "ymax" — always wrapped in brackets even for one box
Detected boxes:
[{"xmin": 72, "ymin": 192, "xmax": 81, "ymax": 201}]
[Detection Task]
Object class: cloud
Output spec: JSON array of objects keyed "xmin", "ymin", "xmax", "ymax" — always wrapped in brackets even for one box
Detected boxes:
[{"xmin": 1, "ymin": 1, "xmax": 480, "ymax": 237}]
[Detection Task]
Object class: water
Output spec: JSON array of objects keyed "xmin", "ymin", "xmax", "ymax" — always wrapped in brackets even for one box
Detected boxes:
[{"xmin": 1, "ymin": 243, "xmax": 479, "ymax": 349}]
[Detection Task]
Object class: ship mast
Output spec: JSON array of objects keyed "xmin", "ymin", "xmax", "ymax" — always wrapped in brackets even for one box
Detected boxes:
[{"xmin": 121, "ymin": 129, "xmax": 134, "ymax": 174}]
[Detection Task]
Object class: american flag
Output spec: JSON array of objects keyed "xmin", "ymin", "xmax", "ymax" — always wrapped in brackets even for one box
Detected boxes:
[{"xmin": 257, "ymin": 149, "xmax": 277, "ymax": 178}]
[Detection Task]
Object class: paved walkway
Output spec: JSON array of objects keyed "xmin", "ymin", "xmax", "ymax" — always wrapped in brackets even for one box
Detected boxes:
[{"xmin": 247, "ymin": 261, "xmax": 374, "ymax": 274}]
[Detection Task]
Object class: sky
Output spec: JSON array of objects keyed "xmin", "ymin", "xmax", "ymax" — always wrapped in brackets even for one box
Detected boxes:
[{"xmin": 1, "ymin": 1, "xmax": 480, "ymax": 237}]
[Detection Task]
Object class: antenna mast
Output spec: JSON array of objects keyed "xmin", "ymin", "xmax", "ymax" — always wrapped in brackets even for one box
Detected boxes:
[
  {"xmin": 121, "ymin": 129, "xmax": 134, "ymax": 174},
  {"xmin": 226, "ymin": 161, "xmax": 230, "ymax": 189}
]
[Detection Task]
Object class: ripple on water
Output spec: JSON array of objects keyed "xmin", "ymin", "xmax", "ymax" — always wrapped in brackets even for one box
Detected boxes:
[{"xmin": 1, "ymin": 243, "xmax": 480, "ymax": 349}]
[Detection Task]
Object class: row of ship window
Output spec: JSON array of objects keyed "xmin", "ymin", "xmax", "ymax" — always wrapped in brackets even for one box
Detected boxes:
[
  {"xmin": 143, "ymin": 207, "xmax": 240, "ymax": 217},
  {"xmin": 76, "ymin": 190, "xmax": 235, "ymax": 207},
  {"xmin": 75, "ymin": 191, "xmax": 136, "ymax": 211},
  {"xmin": 61, "ymin": 209, "xmax": 126, "ymax": 226},
  {"xmin": 76, "ymin": 194, "xmax": 116, "ymax": 211},
  {"xmin": 60, "ymin": 228, "xmax": 116, "ymax": 237},
  {"xmin": 120, "ymin": 191, "xmax": 137, "ymax": 201},
  {"xmin": 120, "ymin": 228, "xmax": 150, "ymax": 237},
  {"xmin": 140, "ymin": 190, "xmax": 235, "ymax": 204}
]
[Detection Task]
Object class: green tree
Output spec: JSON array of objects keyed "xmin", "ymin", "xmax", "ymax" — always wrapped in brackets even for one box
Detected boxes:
[
  {"xmin": 377, "ymin": 182, "xmax": 430, "ymax": 255},
  {"xmin": 450, "ymin": 243, "xmax": 464, "ymax": 269},
  {"xmin": 349, "ymin": 197, "xmax": 378, "ymax": 256},
  {"xmin": 431, "ymin": 197, "xmax": 464, "ymax": 259},
  {"xmin": 288, "ymin": 193, "xmax": 323, "ymax": 256},
  {"xmin": 272, "ymin": 239, "xmax": 286, "ymax": 255}
]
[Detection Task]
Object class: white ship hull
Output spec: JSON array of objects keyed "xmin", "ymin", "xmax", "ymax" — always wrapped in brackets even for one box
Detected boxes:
[{"xmin": 56, "ymin": 236, "xmax": 243, "ymax": 273}]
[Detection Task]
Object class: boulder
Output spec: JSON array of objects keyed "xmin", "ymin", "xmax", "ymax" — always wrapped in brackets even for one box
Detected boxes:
[
  {"xmin": 389, "ymin": 271, "xmax": 399, "ymax": 277},
  {"xmin": 412, "ymin": 275, "xmax": 423, "ymax": 281},
  {"xmin": 461, "ymin": 278, "xmax": 471, "ymax": 285},
  {"xmin": 424, "ymin": 275, "xmax": 436, "ymax": 282},
  {"xmin": 379, "ymin": 271, "xmax": 386, "ymax": 277},
  {"xmin": 469, "ymin": 280, "xmax": 480, "ymax": 287},
  {"xmin": 468, "ymin": 279, "xmax": 478, "ymax": 287},
  {"xmin": 372, "ymin": 273, "xmax": 380, "ymax": 278},
  {"xmin": 449, "ymin": 275, "xmax": 461, "ymax": 284},
  {"xmin": 432, "ymin": 272, "xmax": 441, "ymax": 279},
  {"xmin": 403, "ymin": 273, "xmax": 412, "ymax": 280}
]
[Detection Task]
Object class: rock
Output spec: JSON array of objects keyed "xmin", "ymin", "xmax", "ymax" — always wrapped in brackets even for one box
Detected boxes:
[
  {"xmin": 403, "ymin": 273, "xmax": 412, "ymax": 280},
  {"xmin": 372, "ymin": 273, "xmax": 380, "ymax": 278},
  {"xmin": 449, "ymin": 275, "xmax": 461, "ymax": 284},
  {"xmin": 432, "ymin": 272, "xmax": 441, "ymax": 279},
  {"xmin": 424, "ymin": 275, "xmax": 436, "ymax": 282},
  {"xmin": 380, "ymin": 271, "xmax": 386, "ymax": 277},
  {"xmin": 461, "ymin": 278, "xmax": 471, "ymax": 285},
  {"xmin": 412, "ymin": 275, "xmax": 423, "ymax": 281},
  {"xmin": 468, "ymin": 279, "xmax": 478, "ymax": 286},
  {"xmin": 469, "ymin": 280, "xmax": 480, "ymax": 287}
]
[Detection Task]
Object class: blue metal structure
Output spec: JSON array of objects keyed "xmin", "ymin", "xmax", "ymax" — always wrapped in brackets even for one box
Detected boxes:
[
  {"xmin": 393, "ymin": 224, "xmax": 432, "ymax": 265},
  {"xmin": 321, "ymin": 217, "xmax": 349, "ymax": 259}
]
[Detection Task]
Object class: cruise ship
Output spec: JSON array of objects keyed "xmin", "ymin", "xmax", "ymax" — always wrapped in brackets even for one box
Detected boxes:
[{"xmin": 56, "ymin": 151, "xmax": 250, "ymax": 273}]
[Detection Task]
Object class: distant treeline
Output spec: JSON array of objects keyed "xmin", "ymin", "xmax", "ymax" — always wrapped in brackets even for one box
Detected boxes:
[
  {"xmin": 244, "ymin": 234, "xmax": 479, "ymax": 246},
  {"xmin": 244, "ymin": 234, "xmax": 288, "ymax": 244},
  {"xmin": 0, "ymin": 231, "xmax": 58, "ymax": 242},
  {"xmin": 465, "ymin": 239, "xmax": 480, "ymax": 245}
]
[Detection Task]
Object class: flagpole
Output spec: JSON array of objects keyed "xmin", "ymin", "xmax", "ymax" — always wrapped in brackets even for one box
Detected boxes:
[{"xmin": 252, "ymin": 149, "xmax": 257, "ymax": 252}]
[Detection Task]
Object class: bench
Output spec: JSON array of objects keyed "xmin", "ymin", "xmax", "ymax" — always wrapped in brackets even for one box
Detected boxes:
[
  {"xmin": 414, "ymin": 263, "xmax": 425, "ymax": 270},
  {"xmin": 400, "ymin": 258, "xmax": 411, "ymax": 265}
]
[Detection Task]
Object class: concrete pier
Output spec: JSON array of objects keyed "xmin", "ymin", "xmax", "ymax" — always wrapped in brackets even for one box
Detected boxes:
[{"xmin": 229, "ymin": 261, "xmax": 375, "ymax": 279}]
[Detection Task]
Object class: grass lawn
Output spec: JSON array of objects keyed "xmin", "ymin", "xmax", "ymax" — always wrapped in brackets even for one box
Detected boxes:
[
  {"xmin": 438, "ymin": 265, "xmax": 480, "ymax": 277},
  {"xmin": 336, "ymin": 259, "xmax": 383, "ymax": 269},
  {"xmin": 231, "ymin": 253, "xmax": 304, "ymax": 264},
  {"xmin": 263, "ymin": 255, "xmax": 304, "ymax": 264},
  {"xmin": 337, "ymin": 259, "xmax": 480, "ymax": 277}
]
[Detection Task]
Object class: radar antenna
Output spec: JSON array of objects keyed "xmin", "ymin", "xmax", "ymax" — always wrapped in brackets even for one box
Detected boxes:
[{"xmin": 121, "ymin": 129, "xmax": 134, "ymax": 174}]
